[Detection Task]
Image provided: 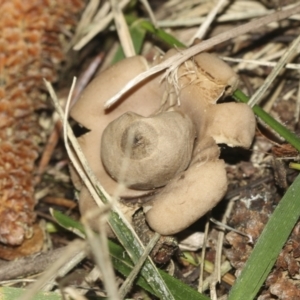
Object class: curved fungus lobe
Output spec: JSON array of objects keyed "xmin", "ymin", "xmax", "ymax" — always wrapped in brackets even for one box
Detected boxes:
[
  {"xmin": 144, "ymin": 159, "xmax": 228, "ymax": 235},
  {"xmin": 71, "ymin": 49, "xmax": 256, "ymax": 236}
]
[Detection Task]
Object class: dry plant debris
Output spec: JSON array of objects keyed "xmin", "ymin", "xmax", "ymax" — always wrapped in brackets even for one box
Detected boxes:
[{"xmin": 0, "ymin": 0, "xmax": 84, "ymax": 251}]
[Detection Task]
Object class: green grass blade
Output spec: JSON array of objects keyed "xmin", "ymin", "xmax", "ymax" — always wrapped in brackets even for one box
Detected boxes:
[
  {"xmin": 0, "ymin": 287, "xmax": 61, "ymax": 300},
  {"xmin": 233, "ymin": 89, "xmax": 300, "ymax": 151},
  {"xmin": 228, "ymin": 173, "xmax": 300, "ymax": 299},
  {"xmin": 138, "ymin": 19, "xmax": 186, "ymax": 48},
  {"xmin": 50, "ymin": 208, "xmax": 85, "ymax": 238}
]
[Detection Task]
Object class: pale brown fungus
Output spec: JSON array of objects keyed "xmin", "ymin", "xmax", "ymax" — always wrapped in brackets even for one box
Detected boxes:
[
  {"xmin": 143, "ymin": 50, "xmax": 255, "ymax": 235},
  {"xmin": 70, "ymin": 49, "xmax": 256, "ymax": 236}
]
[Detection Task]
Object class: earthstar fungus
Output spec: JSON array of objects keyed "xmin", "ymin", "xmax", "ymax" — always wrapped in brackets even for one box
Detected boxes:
[
  {"xmin": 101, "ymin": 111, "xmax": 195, "ymax": 189},
  {"xmin": 70, "ymin": 49, "xmax": 256, "ymax": 236}
]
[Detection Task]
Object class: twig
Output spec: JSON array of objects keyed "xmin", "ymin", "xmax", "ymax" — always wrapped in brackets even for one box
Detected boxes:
[
  {"xmin": 70, "ymin": 52, "xmax": 104, "ymax": 107},
  {"xmin": 34, "ymin": 120, "xmax": 62, "ymax": 186},
  {"xmin": 0, "ymin": 247, "xmax": 66, "ymax": 281},
  {"xmin": 198, "ymin": 214, "xmax": 210, "ymax": 293},
  {"xmin": 263, "ymin": 79, "xmax": 286, "ymax": 113},
  {"xmin": 119, "ymin": 232, "xmax": 160, "ymax": 299},
  {"xmin": 210, "ymin": 198, "xmax": 236, "ymax": 299},
  {"xmin": 210, "ymin": 217, "xmax": 253, "ymax": 244},
  {"xmin": 42, "ymin": 197, "xmax": 77, "ymax": 209}
]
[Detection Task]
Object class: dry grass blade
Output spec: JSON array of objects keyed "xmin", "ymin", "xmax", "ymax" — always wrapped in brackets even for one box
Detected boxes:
[
  {"xmin": 158, "ymin": 2, "xmax": 300, "ymax": 27},
  {"xmin": 110, "ymin": 0, "xmax": 135, "ymax": 57},
  {"xmin": 248, "ymin": 35, "xmax": 300, "ymax": 107},
  {"xmin": 84, "ymin": 221, "xmax": 120, "ymax": 299},
  {"xmin": 296, "ymin": 75, "xmax": 300, "ymax": 122},
  {"xmin": 221, "ymin": 56, "xmax": 300, "ymax": 70},
  {"xmin": 19, "ymin": 240, "xmax": 86, "ymax": 300},
  {"xmin": 73, "ymin": 140, "xmax": 118, "ymax": 298},
  {"xmin": 202, "ymin": 261, "xmax": 233, "ymax": 292},
  {"xmin": 139, "ymin": 0, "xmax": 158, "ymax": 27},
  {"xmin": 189, "ymin": 0, "xmax": 228, "ymax": 44},
  {"xmin": 74, "ymin": 0, "xmax": 131, "ymax": 50},
  {"xmin": 44, "ymin": 79, "xmax": 175, "ymax": 299},
  {"xmin": 104, "ymin": 3, "xmax": 300, "ymax": 109},
  {"xmin": 45, "ymin": 79, "xmax": 113, "ymax": 209},
  {"xmin": 198, "ymin": 216, "xmax": 210, "ymax": 293},
  {"xmin": 69, "ymin": 0, "xmax": 100, "ymax": 49}
]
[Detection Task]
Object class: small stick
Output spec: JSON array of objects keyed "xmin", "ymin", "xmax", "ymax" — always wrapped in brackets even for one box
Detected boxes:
[
  {"xmin": 210, "ymin": 217, "xmax": 253, "ymax": 244},
  {"xmin": 119, "ymin": 232, "xmax": 160, "ymax": 298},
  {"xmin": 0, "ymin": 247, "xmax": 65, "ymax": 281},
  {"xmin": 34, "ymin": 120, "xmax": 62, "ymax": 186},
  {"xmin": 42, "ymin": 197, "xmax": 77, "ymax": 209},
  {"xmin": 70, "ymin": 52, "xmax": 104, "ymax": 107}
]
